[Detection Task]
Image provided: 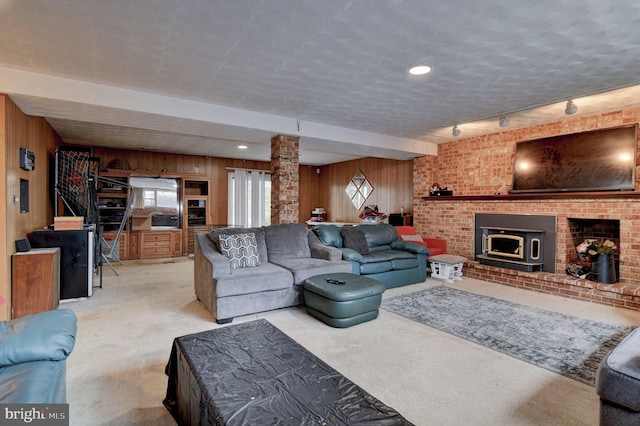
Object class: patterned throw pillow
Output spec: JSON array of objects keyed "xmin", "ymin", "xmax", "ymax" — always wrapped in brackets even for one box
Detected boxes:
[{"xmin": 218, "ymin": 233, "xmax": 261, "ymax": 269}]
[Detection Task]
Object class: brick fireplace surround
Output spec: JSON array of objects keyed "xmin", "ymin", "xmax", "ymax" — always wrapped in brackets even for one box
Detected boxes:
[{"xmin": 413, "ymin": 107, "xmax": 640, "ymax": 311}]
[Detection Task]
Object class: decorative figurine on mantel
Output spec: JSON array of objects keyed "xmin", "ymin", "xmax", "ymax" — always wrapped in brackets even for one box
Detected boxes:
[{"xmin": 429, "ymin": 182, "xmax": 453, "ymax": 196}]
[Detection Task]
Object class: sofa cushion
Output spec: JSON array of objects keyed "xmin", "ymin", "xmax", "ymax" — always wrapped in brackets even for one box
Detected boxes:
[
  {"xmin": 210, "ymin": 227, "xmax": 268, "ymax": 264},
  {"xmin": 360, "ymin": 261, "xmax": 393, "ymax": 274},
  {"xmin": 343, "ymin": 249, "xmax": 416, "ymax": 264},
  {"xmin": 391, "ymin": 240, "xmax": 431, "ymax": 255},
  {"xmin": 218, "ymin": 233, "xmax": 260, "ymax": 269},
  {"xmin": 215, "ymin": 263, "xmax": 293, "ymax": 297},
  {"xmin": 0, "ymin": 309, "xmax": 77, "ymax": 367},
  {"xmin": 264, "ymin": 223, "xmax": 311, "ymax": 260},
  {"xmin": 312, "ymin": 225, "xmax": 343, "ymax": 248},
  {"xmin": 340, "ymin": 227, "xmax": 370, "ymax": 255},
  {"xmin": 271, "ymin": 258, "xmax": 352, "ymax": 285},
  {"xmin": 391, "ymin": 258, "xmax": 419, "ymax": 270},
  {"xmin": 358, "ymin": 224, "xmax": 398, "ymax": 248}
]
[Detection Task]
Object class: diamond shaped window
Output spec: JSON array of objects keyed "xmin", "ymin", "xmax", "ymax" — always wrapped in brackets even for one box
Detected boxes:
[{"xmin": 345, "ymin": 170, "xmax": 373, "ymax": 209}]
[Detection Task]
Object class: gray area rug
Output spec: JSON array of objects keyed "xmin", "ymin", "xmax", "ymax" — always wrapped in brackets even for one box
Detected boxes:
[{"xmin": 381, "ymin": 286, "xmax": 633, "ymax": 385}]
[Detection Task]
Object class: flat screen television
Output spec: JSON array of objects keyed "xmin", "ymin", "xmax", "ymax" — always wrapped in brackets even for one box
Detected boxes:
[{"xmin": 510, "ymin": 125, "xmax": 637, "ymax": 193}]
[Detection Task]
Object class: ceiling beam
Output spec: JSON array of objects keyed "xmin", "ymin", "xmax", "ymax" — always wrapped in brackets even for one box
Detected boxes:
[{"xmin": 0, "ymin": 67, "xmax": 437, "ymax": 157}]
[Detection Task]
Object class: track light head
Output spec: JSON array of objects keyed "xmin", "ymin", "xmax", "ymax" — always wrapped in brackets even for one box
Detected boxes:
[
  {"xmin": 565, "ymin": 99, "xmax": 578, "ymax": 115},
  {"xmin": 452, "ymin": 125, "xmax": 460, "ymax": 137},
  {"xmin": 499, "ymin": 115, "xmax": 509, "ymax": 127}
]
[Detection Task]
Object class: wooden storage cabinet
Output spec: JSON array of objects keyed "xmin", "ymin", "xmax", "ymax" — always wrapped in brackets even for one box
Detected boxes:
[
  {"xmin": 12, "ymin": 248, "xmax": 60, "ymax": 319},
  {"xmin": 183, "ymin": 179, "xmax": 210, "ymax": 255},
  {"xmin": 102, "ymin": 230, "xmax": 129, "ymax": 260},
  {"xmin": 129, "ymin": 231, "xmax": 140, "ymax": 259},
  {"xmin": 130, "ymin": 230, "xmax": 183, "ymax": 259}
]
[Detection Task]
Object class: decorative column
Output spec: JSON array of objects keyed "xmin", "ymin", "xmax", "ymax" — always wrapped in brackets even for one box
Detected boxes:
[{"xmin": 270, "ymin": 135, "xmax": 300, "ymax": 224}]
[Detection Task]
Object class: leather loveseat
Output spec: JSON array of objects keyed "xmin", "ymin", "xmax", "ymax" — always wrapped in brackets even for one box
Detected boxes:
[
  {"xmin": 194, "ymin": 223, "xmax": 352, "ymax": 324},
  {"xmin": 0, "ymin": 309, "xmax": 77, "ymax": 403},
  {"xmin": 312, "ymin": 223, "xmax": 429, "ymax": 289}
]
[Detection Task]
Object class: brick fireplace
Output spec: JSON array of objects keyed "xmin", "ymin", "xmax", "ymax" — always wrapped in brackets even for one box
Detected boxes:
[{"xmin": 412, "ymin": 107, "xmax": 640, "ymax": 311}]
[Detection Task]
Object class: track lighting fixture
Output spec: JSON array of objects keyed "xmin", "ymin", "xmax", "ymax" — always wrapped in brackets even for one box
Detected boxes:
[
  {"xmin": 452, "ymin": 125, "xmax": 460, "ymax": 137},
  {"xmin": 499, "ymin": 115, "xmax": 509, "ymax": 127},
  {"xmin": 565, "ymin": 99, "xmax": 578, "ymax": 115}
]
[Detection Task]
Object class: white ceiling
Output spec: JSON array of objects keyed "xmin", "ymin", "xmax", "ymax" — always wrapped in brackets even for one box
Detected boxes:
[{"xmin": 2, "ymin": 0, "xmax": 640, "ymax": 165}]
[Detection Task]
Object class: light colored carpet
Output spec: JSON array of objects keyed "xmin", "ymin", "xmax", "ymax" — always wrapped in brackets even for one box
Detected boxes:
[{"xmin": 64, "ymin": 259, "xmax": 640, "ymax": 426}]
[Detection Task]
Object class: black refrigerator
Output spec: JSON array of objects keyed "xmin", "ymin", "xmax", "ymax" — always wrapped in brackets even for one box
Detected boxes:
[{"xmin": 30, "ymin": 226, "xmax": 95, "ymax": 300}]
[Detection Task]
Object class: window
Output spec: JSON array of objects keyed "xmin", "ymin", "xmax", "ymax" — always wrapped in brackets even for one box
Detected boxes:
[
  {"xmin": 228, "ymin": 170, "xmax": 271, "ymax": 227},
  {"xmin": 143, "ymin": 189, "xmax": 175, "ymax": 208}
]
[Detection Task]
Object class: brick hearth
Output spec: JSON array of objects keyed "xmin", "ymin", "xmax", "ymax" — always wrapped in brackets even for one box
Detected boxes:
[{"xmin": 465, "ymin": 261, "xmax": 640, "ymax": 311}]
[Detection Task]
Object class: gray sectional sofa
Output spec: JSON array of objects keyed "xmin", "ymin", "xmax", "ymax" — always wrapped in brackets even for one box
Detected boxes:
[
  {"xmin": 194, "ymin": 223, "xmax": 352, "ymax": 323},
  {"xmin": 312, "ymin": 223, "xmax": 429, "ymax": 289}
]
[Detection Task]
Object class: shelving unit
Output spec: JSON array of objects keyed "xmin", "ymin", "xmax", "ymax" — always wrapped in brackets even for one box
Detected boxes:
[
  {"xmin": 97, "ymin": 176, "xmax": 130, "ymax": 231},
  {"xmin": 183, "ymin": 179, "xmax": 210, "ymax": 254}
]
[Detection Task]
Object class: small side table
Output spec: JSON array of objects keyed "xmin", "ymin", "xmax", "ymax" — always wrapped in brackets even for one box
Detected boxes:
[
  {"xmin": 11, "ymin": 248, "xmax": 60, "ymax": 318},
  {"xmin": 429, "ymin": 254, "xmax": 466, "ymax": 284}
]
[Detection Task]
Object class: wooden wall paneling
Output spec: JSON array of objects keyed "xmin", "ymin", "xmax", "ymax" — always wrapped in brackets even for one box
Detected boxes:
[
  {"xmin": 317, "ymin": 158, "xmax": 413, "ymax": 223},
  {"xmin": 0, "ymin": 96, "xmax": 7, "ymax": 320},
  {"xmin": 2, "ymin": 95, "xmax": 59, "ymax": 320},
  {"xmin": 298, "ymin": 165, "xmax": 321, "ymax": 222},
  {"xmin": 52, "ymin": 147, "xmax": 410, "ymax": 249}
]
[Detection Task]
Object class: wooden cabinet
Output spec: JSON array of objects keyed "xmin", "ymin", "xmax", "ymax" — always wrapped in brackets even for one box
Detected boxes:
[
  {"xmin": 12, "ymin": 248, "xmax": 60, "ymax": 319},
  {"xmin": 130, "ymin": 230, "xmax": 183, "ymax": 259},
  {"xmin": 96, "ymin": 172, "xmax": 211, "ymax": 258},
  {"xmin": 183, "ymin": 179, "xmax": 210, "ymax": 254},
  {"xmin": 129, "ymin": 231, "xmax": 140, "ymax": 259},
  {"xmin": 102, "ymin": 230, "xmax": 129, "ymax": 260}
]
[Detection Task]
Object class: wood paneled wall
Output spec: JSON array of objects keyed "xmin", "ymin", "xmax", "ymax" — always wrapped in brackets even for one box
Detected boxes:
[
  {"xmin": 1, "ymin": 95, "xmax": 60, "ymax": 320},
  {"xmin": 299, "ymin": 165, "xmax": 321, "ymax": 222},
  {"xmin": 317, "ymin": 157, "xmax": 414, "ymax": 223},
  {"xmin": 90, "ymin": 148, "xmax": 412, "ymax": 225}
]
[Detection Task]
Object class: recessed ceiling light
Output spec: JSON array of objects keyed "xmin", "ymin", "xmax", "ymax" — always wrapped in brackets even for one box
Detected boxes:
[
  {"xmin": 409, "ymin": 65, "xmax": 432, "ymax": 75},
  {"xmin": 238, "ymin": 145, "xmax": 248, "ymax": 149}
]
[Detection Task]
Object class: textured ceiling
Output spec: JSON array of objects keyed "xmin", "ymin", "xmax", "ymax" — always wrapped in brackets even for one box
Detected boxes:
[{"xmin": 2, "ymin": 0, "xmax": 640, "ymax": 165}]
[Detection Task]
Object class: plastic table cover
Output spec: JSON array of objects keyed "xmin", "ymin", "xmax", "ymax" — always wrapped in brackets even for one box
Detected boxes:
[{"xmin": 163, "ymin": 319, "xmax": 413, "ymax": 425}]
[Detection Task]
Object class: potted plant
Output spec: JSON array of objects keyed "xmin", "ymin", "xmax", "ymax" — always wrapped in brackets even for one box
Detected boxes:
[{"xmin": 576, "ymin": 239, "xmax": 618, "ymax": 283}]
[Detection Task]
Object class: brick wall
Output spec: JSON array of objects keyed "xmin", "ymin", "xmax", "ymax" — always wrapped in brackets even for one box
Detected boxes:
[{"xmin": 413, "ymin": 107, "xmax": 640, "ymax": 286}]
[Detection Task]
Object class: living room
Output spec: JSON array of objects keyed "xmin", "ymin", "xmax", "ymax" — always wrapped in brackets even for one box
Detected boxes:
[{"xmin": 4, "ymin": 2, "xmax": 640, "ymax": 425}]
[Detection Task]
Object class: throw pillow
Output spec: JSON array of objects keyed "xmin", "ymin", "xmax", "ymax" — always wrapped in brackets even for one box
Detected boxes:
[
  {"xmin": 312, "ymin": 225, "xmax": 343, "ymax": 248},
  {"xmin": 401, "ymin": 234, "xmax": 423, "ymax": 242},
  {"xmin": 264, "ymin": 224, "xmax": 311, "ymax": 259},
  {"xmin": 340, "ymin": 227, "xmax": 370, "ymax": 255},
  {"xmin": 218, "ymin": 233, "xmax": 261, "ymax": 269}
]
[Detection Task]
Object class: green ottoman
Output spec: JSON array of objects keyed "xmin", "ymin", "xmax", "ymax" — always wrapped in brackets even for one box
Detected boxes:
[{"xmin": 303, "ymin": 273, "xmax": 386, "ymax": 328}]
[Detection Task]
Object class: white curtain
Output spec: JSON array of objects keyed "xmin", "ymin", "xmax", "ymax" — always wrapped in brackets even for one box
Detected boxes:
[
  {"xmin": 228, "ymin": 170, "xmax": 270, "ymax": 227},
  {"xmin": 251, "ymin": 171, "xmax": 266, "ymax": 227}
]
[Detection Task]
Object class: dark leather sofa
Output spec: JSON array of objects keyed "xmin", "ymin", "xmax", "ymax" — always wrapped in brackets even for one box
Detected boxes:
[{"xmin": 312, "ymin": 223, "xmax": 429, "ymax": 289}]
